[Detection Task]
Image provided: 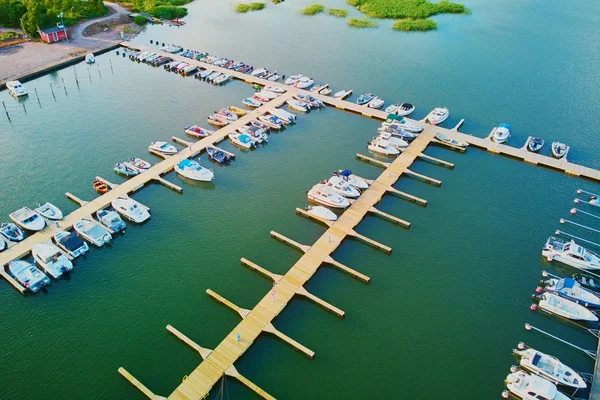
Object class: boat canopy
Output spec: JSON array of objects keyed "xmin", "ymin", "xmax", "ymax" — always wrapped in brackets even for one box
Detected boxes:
[
  {"xmin": 178, "ymin": 159, "xmax": 193, "ymax": 168},
  {"xmin": 387, "ymin": 113, "xmax": 401, "ymax": 121},
  {"xmin": 339, "ymin": 169, "xmax": 352, "ymax": 177},
  {"xmin": 557, "ymin": 278, "xmax": 576, "ymax": 290}
]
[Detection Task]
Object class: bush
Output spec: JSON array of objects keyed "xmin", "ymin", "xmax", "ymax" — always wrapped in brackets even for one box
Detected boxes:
[
  {"xmin": 151, "ymin": 4, "xmax": 187, "ymax": 18},
  {"xmin": 300, "ymin": 4, "xmax": 324, "ymax": 15},
  {"xmin": 235, "ymin": 3, "xmax": 250, "ymax": 12},
  {"xmin": 132, "ymin": 15, "xmax": 148, "ymax": 24},
  {"xmin": 328, "ymin": 8, "xmax": 347, "ymax": 17},
  {"xmin": 345, "ymin": 0, "xmax": 467, "ymax": 19},
  {"xmin": 249, "ymin": 2, "xmax": 265, "ymax": 10},
  {"xmin": 272, "ymin": 0, "xmax": 282, "ymax": 3},
  {"xmin": 392, "ymin": 18, "xmax": 436, "ymax": 31},
  {"xmin": 347, "ymin": 17, "xmax": 377, "ymax": 27}
]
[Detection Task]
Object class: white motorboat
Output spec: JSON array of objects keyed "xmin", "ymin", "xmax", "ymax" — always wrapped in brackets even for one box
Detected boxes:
[
  {"xmin": 396, "ymin": 103, "xmax": 415, "ymax": 116},
  {"xmin": 265, "ymin": 85, "xmax": 285, "ymax": 94},
  {"xmin": 111, "ymin": 197, "xmax": 150, "ymax": 223},
  {"xmin": 267, "ymin": 73, "xmax": 281, "ymax": 81},
  {"xmin": 326, "ymin": 176, "xmax": 360, "ymax": 198},
  {"xmin": 175, "ymin": 159, "xmax": 214, "ymax": 182},
  {"xmin": 207, "ymin": 71, "xmax": 222, "ymax": 82},
  {"xmin": 492, "ymin": 123, "xmax": 511, "ymax": 143},
  {"xmin": 85, "ymin": 53, "xmax": 95, "ymax": 64},
  {"xmin": 213, "ymin": 74, "xmax": 230, "ymax": 85},
  {"xmin": 198, "ymin": 69, "xmax": 212, "ymax": 79},
  {"xmin": 307, "ymin": 184, "xmax": 350, "ymax": 209},
  {"xmin": 367, "ymin": 97, "xmax": 385, "ymax": 109},
  {"xmin": 149, "ymin": 141, "xmax": 178, "ymax": 155},
  {"xmin": 378, "ymin": 126, "xmax": 416, "ymax": 141},
  {"xmin": 514, "ymin": 347, "xmax": 586, "ymax": 389},
  {"xmin": 427, "ymin": 107, "xmax": 449, "ymax": 125},
  {"xmin": 6, "ymin": 80, "xmax": 28, "ymax": 97},
  {"xmin": 385, "ymin": 103, "xmax": 400, "ymax": 114},
  {"xmin": 356, "ymin": 93, "xmax": 374, "ymax": 105},
  {"xmin": 114, "ymin": 162, "xmax": 139, "ymax": 177},
  {"xmin": 336, "ymin": 170, "xmax": 369, "ymax": 190},
  {"xmin": 1, "ymin": 222, "xmax": 24, "ymax": 242},
  {"xmin": 97, "ymin": 209, "xmax": 126, "ymax": 232},
  {"xmin": 251, "ymin": 67, "xmax": 268, "ymax": 77},
  {"xmin": 217, "ymin": 108, "xmax": 238, "ymax": 121},
  {"xmin": 10, "ymin": 207, "xmax": 46, "ymax": 231},
  {"xmin": 242, "ymin": 98, "xmax": 262, "ymax": 108},
  {"xmin": 32, "ymin": 243, "xmax": 73, "ymax": 279},
  {"xmin": 286, "ymin": 99, "xmax": 308, "ymax": 112},
  {"xmin": 229, "ymin": 133, "xmax": 255, "ymax": 149},
  {"xmin": 538, "ymin": 292, "xmax": 598, "ymax": 322},
  {"xmin": 377, "ymin": 132, "xmax": 408, "ymax": 149},
  {"xmin": 306, "ymin": 206, "xmax": 337, "ymax": 221},
  {"xmin": 333, "ymin": 89, "xmax": 352, "ymax": 99},
  {"xmin": 435, "ymin": 133, "xmax": 468, "ymax": 148},
  {"xmin": 552, "ymin": 142, "xmax": 569, "ymax": 159},
  {"xmin": 589, "ymin": 196, "xmax": 600, "ymax": 208},
  {"xmin": 528, "ymin": 137, "xmax": 544, "ymax": 152},
  {"xmin": 368, "ymin": 139, "xmax": 400, "ymax": 156},
  {"xmin": 54, "ymin": 230, "xmax": 89, "ymax": 258},
  {"xmin": 258, "ymin": 115, "xmax": 283, "ymax": 129},
  {"xmin": 269, "ymin": 108, "xmax": 297, "ymax": 124},
  {"xmin": 295, "ymin": 76, "xmax": 314, "ymax": 89},
  {"xmin": 257, "ymin": 90, "xmax": 278, "ymax": 100},
  {"xmin": 285, "ymin": 74, "xmax": 303, "ymax": 85},
  {"xmin": 542, "ymin": 236, "xmax": 600, "ymax": 270},
  {"xmin": 505, "ymin": 370, "xmax": 571, "ymax": 400},
  {"xmin": 34, "ymin": 202, "xmax": 63, "ymax": 220},
  {"xmin": 382, "ymin": 117, "xmax": 423, "ymax": 133},
  {"xmin": 129, "ymin": 157, "xmax": 151, "ymax": 171},
  {"xmin": 240, "ymin": 125, "xmax": 268, "ymax": 144},
  {"xmin": 73, "ymin": 219, "xmax": 112, "ymax": 247},
  {"xmin": 8, "ymin": 260, "xmax": 50, "ymax": 293},
  {"xmin": 544, "ymin": 277, "xmax": 600, "ymax": 307}
]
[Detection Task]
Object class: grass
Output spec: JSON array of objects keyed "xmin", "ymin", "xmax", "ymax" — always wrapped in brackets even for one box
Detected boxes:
[
  {"xmin": 272, "ymin": 0, "xmax": 282, "ymax": 3},
  {"xmin": 300, "ymin": 4, "xmax": 325, "ymax": 15},
  {"xmin": 346, "ymin": 0, "xmax": 468, "ymax": 19},
  {"xmin": 328, "ymin": 8, "xmax": 348, "ymax": 17},
  {"xmin": 392, "ymin": 18, "xmax": 436, "ymax": 31},
  {"xmin": 0, "ymin": 31, "xmax": 19, "ymax": 40},
  {"xmin": 347, "ymin": 17, "xmax": 377, "ymax": 28},
  {"xmin": 249, "ymin": 2, "xmax": 266, "ymax": 10},
  {"xmin": 132, "ymin": 15, "xmax": 148, "ymax": 25},
  {"xmin": 235, "ymin": 3, "xmax": 250, "ymax": 12}
]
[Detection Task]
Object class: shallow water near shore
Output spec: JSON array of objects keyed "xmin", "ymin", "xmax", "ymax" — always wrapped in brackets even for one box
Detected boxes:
[{"xmin": 0, "ymin": 0, "xmax": 599, "ymax": 399}]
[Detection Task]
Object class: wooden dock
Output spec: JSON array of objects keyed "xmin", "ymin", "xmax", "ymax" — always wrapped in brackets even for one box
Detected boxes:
[{"xmin": 0, "ymin": 92, "xmax": 295, "ymax": 294}]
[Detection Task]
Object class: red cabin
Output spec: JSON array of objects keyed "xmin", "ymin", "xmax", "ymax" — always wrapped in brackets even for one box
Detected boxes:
[{"xmin": 38, "ymin": 26, "xmax": 68, "ymax": 43}]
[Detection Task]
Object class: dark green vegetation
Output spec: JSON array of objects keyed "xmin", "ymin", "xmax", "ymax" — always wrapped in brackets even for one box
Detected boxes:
[
  {"xmin": 130, "ymin": 0, "xmax": 191, "ymax": 20},
  {"xmin": 392, "ymin": 17, "xmax": 436, "ymax": 31},
  {"xmin": 346, "ymin": 0, "xmax": 468, "ymax": 31},
  {"xmin": 0, "ymin": 30, "xmax": 19, "ymax": 39},
  {"xmin": 249, "ymin": 2, "xmax": 265, "ymax": 11},
  {"xmin": 300, "ymin": 3, "xmax": 324, "ymax": 15},
  {"xmin": 235, "ymin": 2, "xmax": 265, "ymax": 13},
  {"xmin": 132, "ymin": 15, "xmax": 148, "ymax": 25},
  {"xmin": 328, "ymin": 8, "xmax": 348, "ymax": 17},
  {"xmin": 0, "ymin": 0, "xmax": 106, "ymax": 37},
  {"xmin": 347, "ymin": 17, "xmax": 377, "ymax": 27}
]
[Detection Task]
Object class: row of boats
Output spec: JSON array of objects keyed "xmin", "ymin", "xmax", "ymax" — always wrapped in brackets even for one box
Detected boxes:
[{"xmin": 491, "ymin": 124, "xmax": 570, "ymax": 159}]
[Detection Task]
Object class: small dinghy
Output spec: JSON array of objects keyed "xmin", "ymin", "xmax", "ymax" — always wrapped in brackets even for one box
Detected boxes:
[
  {"xmin": 114, "ymin": 162, "xmax": 139, "ymax": 177},
  {"xmin": 185, "ymin": 125, "xmax": 213, "ymax": 138},
  {"xmin": 1, "ymin": 222, "xmax": 24, "ymax": 242},
  {"xmin": 215, "ymin": 109, "xmax": 237, "ymax": 122},
  {"xmin": 435, "ymin": 133, "xmax": 468, "ymax": 148},
  {"xmin": 269, "ymin": 108, "xmax": 297, "ymax": 124},
  {"xmin": 367, "ymin": 97, "xmax": 384, "ymax": 109},
  {"xmin": 377, "ymin": 132, "xmax": 409, "ymax": 149},
  {"xmin": 73, "ymin": 220, "xmax": 112, "ymax": 247},
  {"xmin": 85, "ymin": 53, "xmax": 95, "ymax": 64},
  {"xmin": 8, "ymin": 260, "xmax": 50, "ymax": 293},
  {"xmin": 32, "ymin": 243, "xmax": 73, "ymax": 279},
  {"xmin": 538, "ymin": 292, "xmax": 598, "ymax": 322},
  {"xmin": 356, "ymin": 93, "xmax": 374, "ymax": 105},
  {"xmin": 333, "ymin": 89, "xmax": 352, "ymax": 99},
  {"xmin": 543, "ymin": 277, "xmax": 600, "ymax": 308},
  {"xmin": 130, "ymin": 157, "xmax": 151, "ymax": 171},
  {"xmin": 326, "ymin": 176, "xmax": 361, "ymax": 198},
  {"xmin": 336, "ymin": 169, "xmax": 369, "ymax": 190},
  {"xmin": 242, "ymin": 98, "xmax": 262, "ymax": 108},
  {"xmin": 229, "ymin": 106, "xmax": 247, "ymax": 117},
  {"xmin": 35, "ymin": 202, "xmax": 63, "ymax": 220},
  {"xmin": 286, "ymin": 99, "xmax": 308, "ymax": 112},
  {"xmin": 259, "ymin": 115, "xmax": 283, "ymax": 130},
  {"xmin": 505, "ymin": 370, "xmax": 571, "ymax": 400},
  {"xmin": 207, "ymin": 114, "xmax": 230, "ymax": 127},
  {"xmin": 385, "ymin": 103, "xmax": 400, "ymax": 114},
  {"xmin": 427, "ymin": 107, "xmax": 449, "ymax": 125},
  {"xmin": 265, "ymin": 85, "xmax": 285, "ymax": 94},
  {"xmin": 54, "ymin": 230, "xmax": 89, "ymax": 258},
  {"xmin": 207, "ymin": 146, "xmax": 232, "ymax": 164},
  {"xmin": 542, "ymin": 236, "xmax": 600, "ymax": 270},
  {"xmin": 528, "ymin": 137, "xmax": 544, "ymax": 152},
  {"xmin": 175, "ymin": 159, "xmax": 214, "ymax": 182},
  {"xmin": 93, "ymin": 180, "xmax": 108, "ymax": 194},
  {"xmin": 552, "ymin": 142, "xmax": 569, "ymax": 159},
  {"xmin": 492, "ymin": 123, "xmax": 511, "ymax": 143},
  {"xmin": 514, "ymin": 347, "xmax": 587, "ymax": 389},
  {"xmin": 10, "ymin": 207, "xmax": 46, "ymax": 231},
  {"xmin": 97, "ymin": 209, "xmax": 126, "ymax": 233},
  {"xmin": 306, "ymin": 205, "xmax": 337, "ymax": 221},
  {"xmin": 308, "ymin": 184, "xmax": 349, "ymax": 209},
  {"xmin": 112, "ymin": 197, "xmax": 150, "ymax": 223},
  {"xmin": 229, "ymin": 133, "xmax": 255, "ymax": 149},
  {"xmin": 149, "ymin": 141, "xmax": 178, "ymax": 155},
  {"xmin": 368, "ymin": 139, "xmax": 400, "ymax": 156},
  {"xmin": 396, "ymin": 103, "xmax": 415, "ymax": 116}
]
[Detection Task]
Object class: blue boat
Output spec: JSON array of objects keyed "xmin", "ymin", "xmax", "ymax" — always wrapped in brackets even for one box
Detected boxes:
[
  {"xmin": 356, "ymin": 93, "xmax": 374, "ymax": 105},
  {"xmin": 544, "ymin": 277, "xmax": 600, "ymax": 308}
]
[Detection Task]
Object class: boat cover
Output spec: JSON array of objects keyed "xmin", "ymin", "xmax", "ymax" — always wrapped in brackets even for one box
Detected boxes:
[{"xmin": 339, "ymin": 169, "xmax": 352, "ymax": 177}]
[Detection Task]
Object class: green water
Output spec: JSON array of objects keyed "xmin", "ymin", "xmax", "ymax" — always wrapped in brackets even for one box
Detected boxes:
[{"xmin": 1, "ymin": 0, "xmax": 599, "ymax": 398}]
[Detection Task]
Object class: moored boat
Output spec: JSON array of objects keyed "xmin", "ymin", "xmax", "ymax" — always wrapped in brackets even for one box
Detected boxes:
[
  {"xmin": 85, "ymin": 53, "xmax": 95, "ymax": 64},
  {"xmin": 505, "ymin": 370, "xmax": 571, "ymax": 400},
  {"xmin": 93, "ymin": 180, "xmax": 108, "ymax": 194},
  {"xmin": 286, "ymin": 99, "xmax": 308, "ymax": 112},
  {"xmin": 435, "ymin": 133, "xmax": 468, "ymax": 148},
  {"xmin": 307, "ymin": 184, "xmax": 350, "ymax": 209},
  {"xmin": 185, "ymin": 125, "xmax": 213, "ymax": 138},
  {"xmin": 333, "ymin": 89, "xmax": 352, "ymax": 99},
  {"xmin": 206, "ymin": 146, "xmax": 233, "ymax": 164},
  {"xmin": 175, "ymin": 159, "xmax": 214, "ymax": 182},
  {"xmin": 8, "ymin": 260, "xmax": 50, "ymax": 293},
  {"xmin": 514, "ymin": 347, "xmax": 586, "ymax": 389},
  {"xmin": 335, "ymin": 169, "xmax": 369, "ymax": 190},
  {"xmin": 538, "ymin": 292, "xmax": 598, "ymax": 321},
  {"xmin": 492, "ymin": 123, "xmax": 511, "ymax": 143},
  {"xmin": 216, "ymin": 108, "xmax": 238, "ymax": 121},
  {"xmin": 73, "ymin": 219, "xmax": 112, "ymax": 247},
  {"xmin": 264, "ymin": 85, "xmax": 285, "ymax": 94},
  {"xmin": 543, "ymin": 277, "xmax": 600, "ymax": 308},
  {"xmin": 213, "ymin": 74, "xmax": 230, "ymax": 85},
  {"xmin": 32, "ymin": 243, "xmax": 73, "ymax": 279},
  {"xmin": 242, "ymin": 98, "xmax": 262, "ymax": 108},
  {"xmin": 573, "ymin": 273, "xmax": 600, "ymax": 292},
  {"xmin": 114, "ymin": 162, "xmax": 139, "ymax": 177},
  {"xmin": 377, "ymin": 132, "xmax": 409, "ymax": 149},
  {"xmin": 382, "ymin": 116, "xmax": 423, "ymax": 133},
  {"xmin": 326, "ymin": 176, "xmax": 361, "ymax": 198},
  {"xmin": 258, "ymin": 115, "xmax": 283, "ymax": 130},
  {"xmin": 10, "ymin": 207, "xmax": 46, "ymax": 231},
  {"xmin": 6, "ymin": 80, "xmax": 28, "ymax": 97},
  {"xmin": 552, "ymin": 142, "xmax": 569, "ymax": 159},
  {"xmin": 542, "ymin": 236, "xmax": 600, "ymax": 270},
  {"xmin": 294, "ymin": 76, "xmax": 314, "ymax": 89},
  {"xmin": 368, "ymin": 139, "xmax": 400, "ymax": 156},
  {"xmin": 385, "ymin": 103, "xmax": 400, "ymax": 114},
  {"xmin": 53, "ymin": 230, "xmax": 89, "ymax": 258},
  {"xmin": 306, "ymin": 205, "xmax": 337, "ymax": 221},
  {"xmin": 367, "ymin": 97, "xmax": 384, "ymax": 109},
  {"xmin": 1, "ymin": 222, "xmax": 24, "ymax": 242},
  {"xmin": 229, "ymin": 106, "xmax": 247, "ymax": 117},
  {"xmin": 229, "ymin": 133, "xmax": 255, "ymax": 149},
  {"xmin": 149, "ymin": 141, "xmax": 178, "ymax": 155},
  {"xmin": 35, "ymin": 202, "xmax": 63, "ymax": 220},
  {"xmin": 528, "ymin": 137, "xmax": 545, "ymax": 152},
  {"xmin": 357, "ymin": 93, "xmax": 374, "ymax": 105},
  {"xmin": 378, "ymin": 126, "xmax": 416, "ymax": 141},
  {"xmin": 427, "ymin": 107, "xmax": 449, "ymax": 125},
  {"xmin": 207, "ymin": 114, "xmax": 229, "ymax": 127},
  {"xmin": 129, "ymin": 157, "xmax": 151, "ymax": 171},
  {"xmin": 97, "ymin": 209, "xmax": 126, "ymax": 233},
  {"xmin": 285, "ymin": 74, "xmax": 303, "ymax": 85},
  {"xmin": 269, "ymin": 108, "xmax": 297, "ymax": 124},
  {"xmin": 396, "ymin": 103, "xmax": 415, "ymax": 116}
]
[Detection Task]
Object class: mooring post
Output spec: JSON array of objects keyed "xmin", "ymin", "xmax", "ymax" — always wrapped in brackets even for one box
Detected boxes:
[
  {"xmin": 22, "ymin": 102, "xmax": 26, "ymax": 114},
  {"xmin": 2, "ymin": 101, "xmax": 11, "ymax": 121},
  {"xmin": 34, "ymin": 88, "xmax": 41, "ymax": 108},
  {"xmin": 109, "ymin": 58, "xmax": 114, "ymax": 74},
  {"xmin": 73, "ymin": 66, "xmax": 80, "ymax": 88},
  {"xmin": 87, "ymin": 67, "xmax": 92, "ymax": 83},
  {"xmin": 61, "ymin": 78, "xmax": 67, "ymax": 96},
  {"xmin": 49, "ymin": 83, "xmax": 56, "ymax": 100},
  {"xmin": 98, "ymin": 68, "xmax": 102, "ymax": 79}
]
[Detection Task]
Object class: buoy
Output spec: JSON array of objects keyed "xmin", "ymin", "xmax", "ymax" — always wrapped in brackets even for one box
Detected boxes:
[
  {"xmin": 162, "ymin": 42, "xmax": 165, "ymax": 47},
  {"xmin": 530, "ymin": 304, "xmax": 537, "ymax": 311},
  {"xmin": 559, "ymin": 218, "xmax": 565, "ymax": 224},
  {"xmin": 570, "ymin": 208, "xmax": 577, "ymax": 215},
  {"xmin": 150, "ymin": 39, "xmax": 153, "ymax": 44},
  {"xmin": 541, "ymin": 270, "xmax": 548, "ymax": 278},
  {"xmin": 555, "ymin": 230, "xmax": 560, "ymax": 235},
  {"xmin": 535, "ymin": 286, "xmax": 542, "ymax": 293},
  {"xmin": 577, "ymin": 189, "xmax": 582, "ymax": 194},
  {"xmin": 510, "ymin": 365, "xmax": 518, "ymax": 373},
  {"xmin": 574, "ymin": 198, "xmax": 580, "ymax": 204},
  {"xmin": 524, "ymin": 323, "xmax": 531, "ymax": 331},
  {"xmin": 502, "ymin": 390, "xmax": 509, "ymax": 399},
  {"xmin": 547, "ymin": 256, "xmax": 553, "ymax": 261},
  {"xmin": 517, "ymin": 342, "xmax": 525, "ymax": 350}
]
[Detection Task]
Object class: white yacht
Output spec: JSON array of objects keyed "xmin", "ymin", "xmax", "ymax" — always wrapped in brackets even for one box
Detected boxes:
[
  {"xmin": 111, "ymin": 197, "xmax": 150, "ymax": 223},
  {"xmin": 73, "ymin": 220, "xmax": 112, "ymax": 247},
  {"xmin": 542, "ymin": 236, "xmax": 600, "ymax": 270},
  {"xmin": 10, "ymin": 207, "xmax": 46, "ymax": 231},
  {"xmin": 492, "ymin": 123, "xmax": 511, "ymax": 143},
  {"xmin": 97, "ymin": 209, "xmax": 126, "ymax": 233},
  {"xmin": 427, "ymin": 107, "xmax": 449, "ymax": 124},
  {"xmin": 505, "ymin": 370, "xmax": 571, "ymax": 400},
  {"xmin": 8, "ymin": 260, "xmax": 50, "ymax": 293},
  {"xmin": 229, "ymin": 133, "xmax": 255, "ymax": 149},
  {"xmin": 307, "ymin": 184, "xmax": 350, "ymax": 209},
  {"xmin": 368, "ymin": 139, "xmax": 400, "ymax": 156},
  {"xmin": 514, "ymin": 347, "xmax": 587, "ymax": 389},
  {"xmin": 175, "ymin": 159, "xmax": 214, "ymax": 182},
  {"xmin": 6, "ymin": 80, "xmax": 28, "ymax": 97},
  {"xmin": 32, "ymin": 243, "xmax": 73, "ymax": 279},
  {"xmin": 149, "ymin": 141, "xmax": 178, "ymax": 155},
  {"xmin": 34, "ymin": 202, "xmax": 63, "ymax": 220},
  {"xmin": 53, "ymin": 230, "xmax": 89, "ymax": 258},
  {"xmin": 538, "ymin": 292, "xmax": 598, "ymax": 322},
  {"xmin": 306, "ymin": 206, "xmax": 337, "ymax": 221},
  {"xmin": 327, "ymin": 176, "xmax": 361, "ymax": 198}
]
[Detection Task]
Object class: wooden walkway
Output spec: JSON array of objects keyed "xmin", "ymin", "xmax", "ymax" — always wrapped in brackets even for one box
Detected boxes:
[
  {"xmin": 119, "ymin": 127, "xmax": 445, "ymax": 399},
  {"xmin": 0, "ymin": 92, "xmax": 294, "ymax": 293}
]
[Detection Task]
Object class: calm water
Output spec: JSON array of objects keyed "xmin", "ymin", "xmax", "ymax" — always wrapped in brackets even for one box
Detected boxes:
[{"xmin": 0, "ymin": 0, "xmax": 599, "ymax": 398}]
